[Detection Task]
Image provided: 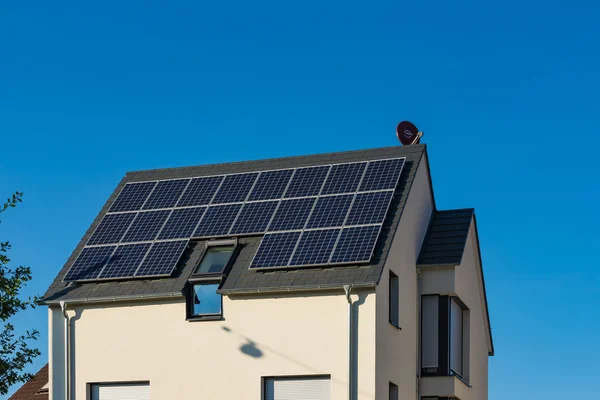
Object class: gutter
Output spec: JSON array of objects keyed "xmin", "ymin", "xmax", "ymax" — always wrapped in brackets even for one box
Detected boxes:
[
  {"xmin": 218, "ymin": 282, "xmax": 376, "ymax": 296},
  {"xmin": 44, "ymin": 292, "xmax": 183, "ymax": 306}
]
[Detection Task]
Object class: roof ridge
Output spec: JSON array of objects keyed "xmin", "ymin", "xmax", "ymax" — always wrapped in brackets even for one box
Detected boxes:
[{"xmin": 125, "ymin": 144, "xmax": 427, "ymax": 175}]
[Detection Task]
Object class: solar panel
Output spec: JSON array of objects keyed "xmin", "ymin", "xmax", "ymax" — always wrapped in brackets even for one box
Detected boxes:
[
  {"xmin": 250, "ymin": 232, "xmax": 301, "ymax": 268},
  {"xmin": 193, "ymin": 203, "xmax": 242, "ymax": 237},
  {"xmin": 330, "ymin": 225, "xmax": 380, "ymax": 264},
  {"xmin": 143, "ymin": 179, "xmax": 189, "ymax": 210},
  {"xmin": 345, "ymin": 191, "xmax": 394, "ymax": 226},
  {"xmin": 321, "ymin": 162, "xmax": 367, "ymax": 195},
  {"xmin": 230, "ymin": 201, "xmax": 279, "ymax": 235},
  {"xmin": 135, "ymin": 240, "xmax": 188, "ymax": 277},
  {"xmin": 212, "ymin": 173, "xmax": 259, "ymax": 204},
  {"xmin": 99, "ymin": 243, "xmax": 151, "ymax": 279},
  {"xmin": 359, "ymin": 158, "xmax": 405, "ymax": 191},
  {"xmin": 121, "ymin": 210, "xmax": 171, "ymax": 243},
  {"xmin": 87, "ymin": 213, "xmax": 136, "ymax": 245},
  {"xmin": 158, "ymin": 207, "xmax": 206, "ymax": 240},
  {"xmin": 268, "ymin": 198, "xmax": 315, "ymax": 232},
  {"xmin": 64, "ymin": 245, "xmax": 115, "ymax": 281},
  {"xmin": 305, "ymin": 195, "xmax": 353, "ymax": 229},
  {"xmin": 65, "ymin": 156, "xmax": 406, "ymax": 280},
  {"xmin": 290, "ymin": 229, "xmax": 340, "ymax": 266},
  {"xmin": 284, "ymin": 166, "xmax": 330, "ymax": 198},
  {"xmin": 177, "ymin": 176, "xmax": 224, "ymax": 207},
  {"xmin": 248, "ymin": 169, "xmax": 293, "ymax": 201},
  {"xmin": 109, "ymin": 181, "xmax": 156, "ymax": 212}
]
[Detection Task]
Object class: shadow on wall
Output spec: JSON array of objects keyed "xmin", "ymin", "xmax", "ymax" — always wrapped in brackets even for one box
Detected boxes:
[{"xmin": 221, "ymin": 291, "xmax": 372, "ymax": 400}]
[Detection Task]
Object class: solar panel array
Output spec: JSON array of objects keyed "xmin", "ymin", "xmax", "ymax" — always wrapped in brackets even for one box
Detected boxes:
[{"xmin": 64, "ymin": 157, "xmax": 405, "ymax": 281}]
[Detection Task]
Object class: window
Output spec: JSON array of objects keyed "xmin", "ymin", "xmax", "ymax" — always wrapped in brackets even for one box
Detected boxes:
[
  {"xmin": 389, "ymin": 382, "xmax": 398, "ymax": 400},
  {"xmin": 264, "ymin": 376, "xmax": 330, "ymax": 400},
  {"xmin": 421, "ymin": 295, "xmax": 469, "ymax": 380},
  {"xmin": 90, "ymin": 383, "xmax": 150, "ymax": 400},
  {"xmin": 389, "ymin": 270, "xmax": 399, "ymax": 327},
  {"xmin": 187, "ymin": 242, "xmax": 236, "ymax": 319}
]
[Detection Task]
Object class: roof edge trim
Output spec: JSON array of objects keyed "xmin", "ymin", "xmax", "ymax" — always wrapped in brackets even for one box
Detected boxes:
[
  {"xmin": 44, "ymin": 291, "xmax": 183, "ymax": 306},
  {"xmin": 218, "ymin": 282, "xmax": 376, "ymax": 295}
]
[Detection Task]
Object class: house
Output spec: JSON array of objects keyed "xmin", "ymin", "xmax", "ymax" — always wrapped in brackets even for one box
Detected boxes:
[
  {"xmin": 8, "ymin": 364, "xmax": 49, "ymax": 400},
  {"xmin": 42, "ymin": 143, "xmax": 494, "ymax": 400}
]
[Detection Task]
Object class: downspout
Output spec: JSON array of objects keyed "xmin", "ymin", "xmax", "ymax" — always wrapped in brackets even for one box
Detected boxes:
[
  {"xmin": 416, "ymin": 269, "xmax": 422, "ymax": 400},
  {"xmin": 60, "ymin": 301, "xmax": 70, "ymax": 400},
  {"xmin": 343, "ymin": 285, "xmax": 353, "ymax": 400}
]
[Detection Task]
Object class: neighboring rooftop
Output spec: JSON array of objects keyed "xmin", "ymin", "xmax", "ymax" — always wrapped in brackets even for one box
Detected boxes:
[
  {"xmin": 8, "ymin": 364, "xmax": 48, "ymax": 400},
  {"xmin": 44, "ymin": 144, "xmax": 427, "ymax": 303}
]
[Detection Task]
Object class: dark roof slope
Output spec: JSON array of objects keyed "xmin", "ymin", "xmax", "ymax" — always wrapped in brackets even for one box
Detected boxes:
[
  {"xmin": 44, "ymin": 144, "xmax": 426, "ymax": 303},
  {"xmin": 8, "ymin": 364, "xmax": 48, "ymax": 400},
  {"xmin": 417, "ymin": 208, "xmax": 474, "ymax": 266}
]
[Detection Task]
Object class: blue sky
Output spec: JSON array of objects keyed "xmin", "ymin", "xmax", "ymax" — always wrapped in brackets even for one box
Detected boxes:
[{"xmin": 1, "ymin": 1, "xmax": 599, "ymax": 398}]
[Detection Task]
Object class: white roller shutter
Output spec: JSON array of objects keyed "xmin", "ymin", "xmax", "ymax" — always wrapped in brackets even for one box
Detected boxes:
[
  {"xmin": 91, "ymin": 383, "xmax": 150, "ymax": 400},
  {"xmin": 264, "ymin": 376, "xmax": 330, "ymax": 400}
]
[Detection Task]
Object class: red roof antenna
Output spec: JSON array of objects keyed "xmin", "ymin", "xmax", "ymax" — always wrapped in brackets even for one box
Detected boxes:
[{"xmin": 396, "ymin": 121, "xmax": 423, "ymax": 145}]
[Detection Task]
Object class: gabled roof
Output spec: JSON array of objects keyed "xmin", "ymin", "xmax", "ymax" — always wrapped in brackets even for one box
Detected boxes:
[
  {"xmin": 44, "ymin": 144, "xmax": 427, "ymax": 303},
  {"xmin": 417, "ymin": 208, "xmax": 474, "ymax": 266},
  {"xmin": 8, "ymin": 364, "xmax": 48, "ymax": 400}
]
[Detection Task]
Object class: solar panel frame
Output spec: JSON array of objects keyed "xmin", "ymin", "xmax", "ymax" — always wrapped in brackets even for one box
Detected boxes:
[
  {"xmin": 109, "ymin": 181, "xmax": 157, "ymax": 212},
  {"xmin": 193, "ymin": 203, "xmax": 243, "ymax": 237},
  {"xmin": 305, "ymin": 194, "xmax": 354, "ymax": 229},
  {"xmin": 176, "ymin": 175, "xmax": 225, "ymax": 207},
  {"xmin": 249, "ymin": 231, "xmax": 301, "ymax": 269},
  {"xmin": 320, "ymin": 161, "xmax": 367, "ymax": 195},
  {"xmin": 98, "ymin": 243, "xmax": 152, "ymax": 279},
  {"xmin": 345, "ymin": 191, "xmax": 395, "ymax": 226},
  {"xmin": 121, "ymin": 210, "xmax": 171, "ymax": 243},
  {"xmin": 142, "ymin": 179, "xmax": 190, "ymax": 210},
  {"xmin": 134, "ymin": 240, "xmax": 189, "ymax": 277},
  {"xmin": 229, "ymin": 201, "xmax": 279, "ymax": 235},
  {"xmin": 289, "ymin": 228, "xmax": 341, "ymax": 267},
  {"xmin": 247, "ymin": 169, "xmax": 294, "ymax": 201},
  {"xmin": 64, "ymin": 245, "xmax": 116, "ymax": 281},
  {"xmin": 86, "ymin": 212, "xmax": 137, "ymax": 245},
  {"xmin": 329, "ymin": 225, "xmax": 381, "ymax": 264},
  {"xmin": 212, "ymin": 172, "xmax": 259, "ymax": 204}
]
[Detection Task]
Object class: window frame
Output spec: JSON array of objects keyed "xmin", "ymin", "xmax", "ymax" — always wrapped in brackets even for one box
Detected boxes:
[
  {"xmin": 186, "ymin": 239, "xmax": 238, "ymax": 321},
  {"xmin": 420, "ymin": 295, "xmax": 469, "ymax": 381},
  {"xmin": 389, "ymin": 270, "xmax": 400, "ymax": 329}
]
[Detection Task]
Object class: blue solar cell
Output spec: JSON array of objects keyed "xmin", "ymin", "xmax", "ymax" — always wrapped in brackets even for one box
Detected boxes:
[
  {"xmin": 212, "ymin": 173, "xmax": 259, "ymax": 204},
  {"xmin": 135, "ymin": 240, "xmax": 188, "ymax": 277},
  {"xmin": 290, "ymin": 228, "xmax": 340, "ymax": 266},
  {"xmin": 99, "ymin": 243, "xmax": 151, "ymax": 279},
  {"xmin": 321, "ymin": 162, "xmax": 367, "ymax": 195},
  {"xmin": 247, "ymin": 169, "xmax": 293, "ymax": 201},
  {"xmin": 143, "ymin": 179, "xmax": 190, "ymax": 210},
  {"xmin": 268, "ymin": 198, "xmax": 315, "ymax": 232},
  {"xmin": 87, "ymin": 213, "xmax": 136, "ymax": 245},
  {"xmin": 250, "ymin": 232, "xmax": 301, "ymax": 268},
  {"xmin": 330, "ymin": 225, "xmax": 380, "ymax": 264},
  {"xmin": 109, "ymin": 181, "xmax": 157, "ymax": 212},
  {"xmin": 177, "ymin": 176, "xmax": 224, "ymax": 207},
  {"xmin": 121, "ymin": 210, "xmax": 171, "ymax": 243},
  {"xmin": 158, "ymin": 207, "xmax": 206, "ymax": 240},
  {"xmin": 64, "ymin": 245, "xmax": 116, "ymax": 281},
  {"xmin": 230, "ymin": 201, "xmax": 278, "ymax": 235},
  {"xmin": 284, "ymin": 166, "xmax": 330, "ymax": 198},
  {"xmin": 345, "ymin": 191, "xmax": 394, "ymax": 226},
  {"xmin": 359, "ymin": 158, "xmax": 405, "ymax": 192},
  {"xmin": 193, "ymin": 203, "xmax": 242, "ymax": 237},
  {"xmin": 306, "ymin": 195, "xmax": 353, "ymax": 229}
]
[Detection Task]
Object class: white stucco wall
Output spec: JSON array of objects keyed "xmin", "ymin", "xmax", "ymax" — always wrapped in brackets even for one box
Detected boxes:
[
  {"xmin": 50, "ymin": 290, "xmax": 376, "ymax": 400},
  {"xmin": 454, "ymin": 222, "xmax": 490, "ymax": 400},
  {"xmin": 375, "ymin": 156, "xmax": 434, "ymax": 400}
]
